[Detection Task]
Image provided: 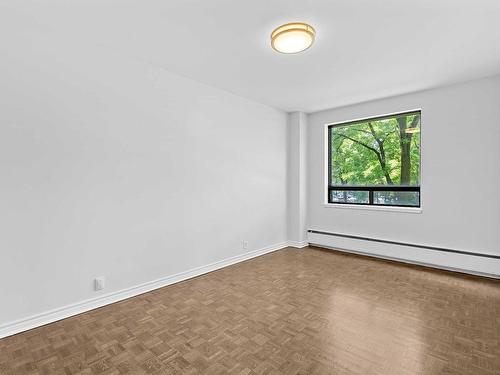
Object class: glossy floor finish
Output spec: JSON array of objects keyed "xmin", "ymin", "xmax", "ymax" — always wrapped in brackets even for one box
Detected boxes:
[{"xmin": 0, "ymin": 247, "xmax": 499, "ymax": 375}]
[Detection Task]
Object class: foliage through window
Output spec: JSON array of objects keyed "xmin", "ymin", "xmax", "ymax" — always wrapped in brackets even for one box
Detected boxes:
[{"xmin": 328, "ymin": 111, "xmax": 421, "ymax": 207}]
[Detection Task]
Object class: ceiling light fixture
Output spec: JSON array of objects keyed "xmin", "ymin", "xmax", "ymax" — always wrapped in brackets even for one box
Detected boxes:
[{"xmin": 271, "ymin": 22, "xmax": 316, "ymax": 54}]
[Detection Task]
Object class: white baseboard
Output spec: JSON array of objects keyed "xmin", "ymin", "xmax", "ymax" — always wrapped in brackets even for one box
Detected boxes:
[
  {"xmin": 0, "ymin": 241, "xmax": 293, "ymax": 339},
  {"xmin": 287, "ymin": 240, "xmax": 309, "ymax": 248},
  {"xmin": 308, "ymin": 231, "xmax": 500, "ymax": 279}
]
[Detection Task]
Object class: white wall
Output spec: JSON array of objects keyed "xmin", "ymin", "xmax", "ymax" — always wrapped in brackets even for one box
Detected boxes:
[
  {"xmin": 0, "ymin": 31, "xmax": 288, "ymax": 329},
  {"xmin": 307, "ymin": 76, "xmax": 500, "ymax": 272},
  {"xmin": 286, "ymin": 112, "xmax": 308, "ymax": 246}
]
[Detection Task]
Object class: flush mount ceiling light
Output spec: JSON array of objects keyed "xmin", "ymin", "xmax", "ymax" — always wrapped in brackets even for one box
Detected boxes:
[{"xmin": 271, "ymin": 22, "xmax": 316, "ymax": 54}]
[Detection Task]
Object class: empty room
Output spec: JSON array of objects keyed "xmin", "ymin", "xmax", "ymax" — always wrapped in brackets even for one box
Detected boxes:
[{"xmin": 1, "ymin": 1, "xmax": 499, "ymax": 374}]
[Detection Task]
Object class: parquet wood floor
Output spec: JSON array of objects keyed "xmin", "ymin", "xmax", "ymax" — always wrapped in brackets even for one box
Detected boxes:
[{"xmin": 0, "ymin": 246, "xmax": 499, "ymax": 375}]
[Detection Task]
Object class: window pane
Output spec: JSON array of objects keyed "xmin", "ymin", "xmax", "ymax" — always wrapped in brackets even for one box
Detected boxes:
[
  {"xmin": 330, "ymin": 190, "xmax": 369, "ymax": 204},
  {"xmin": 373, "ymin": 191, "xmax": 419, "ymax": 206},
  {"xmin": 330, "ymin": 111, "xmax": 420, "ymax": 187}
]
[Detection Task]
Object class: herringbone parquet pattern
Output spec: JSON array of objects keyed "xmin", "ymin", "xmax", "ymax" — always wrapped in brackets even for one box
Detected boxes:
[{"xmin": 0, "ymin": 247, "xmax": 499, "ymax": 374}]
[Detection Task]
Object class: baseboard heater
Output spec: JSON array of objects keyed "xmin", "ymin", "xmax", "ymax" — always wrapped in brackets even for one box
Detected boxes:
[{"xmin": 307, "ymin": 230, "xmax": 500, "ymax": 279}]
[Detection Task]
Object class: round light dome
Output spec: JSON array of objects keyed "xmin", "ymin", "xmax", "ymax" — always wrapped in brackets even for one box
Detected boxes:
[{"xmin": 271, "ymin": 22, "xmax": 316, "ymax": 54}]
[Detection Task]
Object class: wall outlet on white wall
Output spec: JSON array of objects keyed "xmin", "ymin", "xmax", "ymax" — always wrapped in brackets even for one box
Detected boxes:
[
  {"xmin": 242, "ymin": 240, "xmax": 249, "ymax": 250},
  {"xmin": 94, "ymin": 277, "xmax": 105, "ymax": 291}
]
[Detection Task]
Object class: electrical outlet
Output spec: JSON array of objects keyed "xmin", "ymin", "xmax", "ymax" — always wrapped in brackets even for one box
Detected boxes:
[
  {"xmin": 94, "ymin": 277, "xmax": 105, "ymax": 291},
  {"xmin": 242, "ymin": 240, "xmax": 249, "ymax": 250}
]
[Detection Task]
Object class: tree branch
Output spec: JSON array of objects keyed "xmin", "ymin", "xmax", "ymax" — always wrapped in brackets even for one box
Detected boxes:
[
  {"xmin": 351, "ymin": 128, "xmax": 373, "ymax": 135},
  {"xmin": 336, "ymin": 133, "xmax": 380, "ymax": 156},
  {"xmin": 367, "ymin": 123, "xmax": 379, "ymax": 142},
  {"xmin": 409, "ymin": 115, "xmax": 420, "ymax": 129},
  {"xmin": 384, "ymin": 129, "xmax": 397, "ymax": 138}
]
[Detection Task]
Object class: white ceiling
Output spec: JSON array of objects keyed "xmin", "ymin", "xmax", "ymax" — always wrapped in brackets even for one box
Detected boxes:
[{"xmin": 1, "ymin": 0, "xmax": 500, "ymax": 112}]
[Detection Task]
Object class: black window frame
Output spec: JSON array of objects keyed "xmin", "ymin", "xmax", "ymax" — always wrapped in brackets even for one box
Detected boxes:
[{"xmin": 327, "ymin": 110, "xmax": 421, "ymax": 208}]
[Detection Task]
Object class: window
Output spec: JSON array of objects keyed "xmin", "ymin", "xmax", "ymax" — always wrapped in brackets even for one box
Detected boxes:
[{"xmin": 327, "ymin": 110, "xmax": 421, "ymax": 208}]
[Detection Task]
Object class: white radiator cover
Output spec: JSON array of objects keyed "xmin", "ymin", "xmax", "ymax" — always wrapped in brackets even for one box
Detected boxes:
[{"xmin": 307, "ymin": 231, "xmax": 500, "ymax": 279}]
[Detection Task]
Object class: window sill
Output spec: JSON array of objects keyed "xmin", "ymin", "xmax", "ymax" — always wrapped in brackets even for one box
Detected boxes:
[{"xmin": 323, "ymin": 203, "xmax": 422, "ymax": 213}]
